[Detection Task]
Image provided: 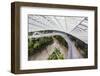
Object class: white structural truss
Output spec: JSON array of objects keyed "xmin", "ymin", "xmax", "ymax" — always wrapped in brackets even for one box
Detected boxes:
[{"xmin": 28, "ymin": 15, "xmax": 88, "ymax": 44}]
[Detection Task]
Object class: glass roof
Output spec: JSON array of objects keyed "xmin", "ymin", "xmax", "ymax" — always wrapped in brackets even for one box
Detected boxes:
[{"xmin": 28, "ymin": 15, "xmax": 88, "ymax": 44}]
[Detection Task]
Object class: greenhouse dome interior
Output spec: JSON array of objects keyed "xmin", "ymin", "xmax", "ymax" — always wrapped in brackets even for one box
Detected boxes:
[{"xmin": 28, "ymin": 15, "xmax": 88, "ymax": 60}]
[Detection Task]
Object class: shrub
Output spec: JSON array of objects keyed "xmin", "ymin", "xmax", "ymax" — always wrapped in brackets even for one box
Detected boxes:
[
  {"xmin": 54, "ymin": 35, "xmax": 68, "ymax": 48},
  {"xmin": 28, "ymin": 36, "xmax": 53, "ymax": 56},
  {"xmin": 48, "ymin": 48, "xmax": 64, "ymax": 60},
  {"xmin": 67, "ymin": 34, "xmax": 88, "ymax": 58},
  {"xmin": 75, "ymin": 40, "xmax": 88, "ymax": 58}
]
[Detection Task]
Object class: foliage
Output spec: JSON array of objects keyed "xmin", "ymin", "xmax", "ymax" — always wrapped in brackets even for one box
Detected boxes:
[
  {"xmin": 54, "ymin": 35, "xmax": 68, "ymax": 48},
  {"xmin": 48, "ymin": 48, "xmax": 64, "ymax": 60},
  {"xmin": 28, "ymin": 36, "xmax": 53, "ymax": 56},
  {"xmin": 67, "ymin": 34, "xmax": 88, "ymax": 58},
  {"xmin": 28, "ymin": 32, "xmax": 33, "ymax": 36},
  {"xmin": 75, "ymin": 40, "xmax": 88, "ymax": 58}
]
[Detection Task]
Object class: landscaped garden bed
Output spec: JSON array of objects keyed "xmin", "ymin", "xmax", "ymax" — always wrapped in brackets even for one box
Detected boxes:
[{"xmin": 28, "ymin": 36, "xmax": 54, "ymax": 56}]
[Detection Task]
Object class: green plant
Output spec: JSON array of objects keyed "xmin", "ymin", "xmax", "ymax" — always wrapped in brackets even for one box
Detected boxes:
[
  {"xmin": 48, "ymin": 48, "xmax": 64, "ymax": 60},
  {"xmin": 75, "ymin": 40, "xmax": 88, "ymax": 58},
  {"xmin": 28, "ymin": 36, "xmax": 54, "ymax": 56},
  {"xmin": 54, "ymin": 35, "xmax": 68, "ymax": 48},
  {"xmin": 68, "ymin": 34, "xmax": 88, "ymax": 58}
]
